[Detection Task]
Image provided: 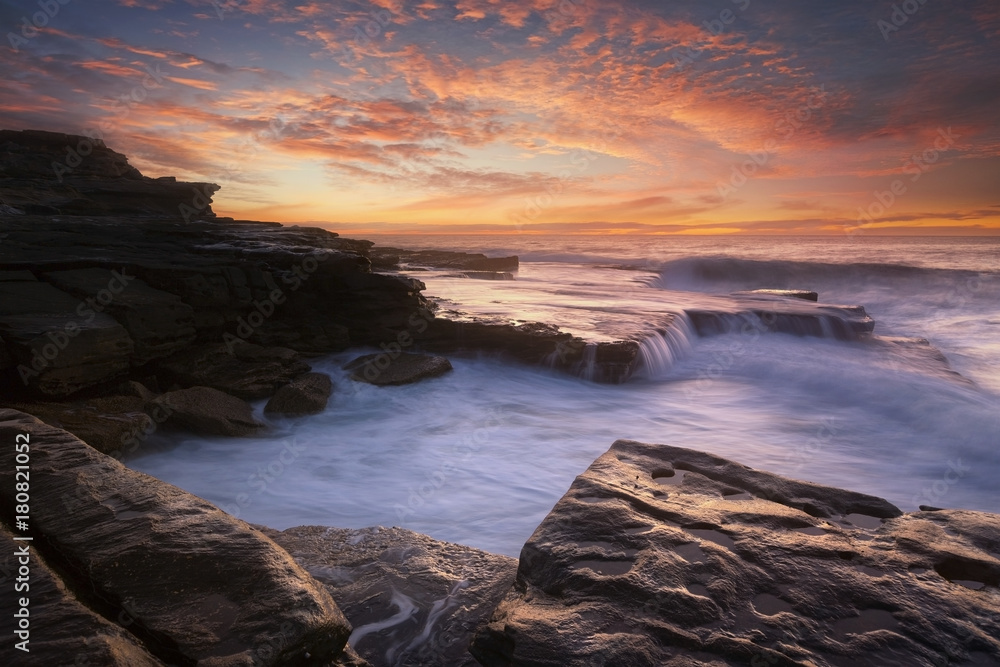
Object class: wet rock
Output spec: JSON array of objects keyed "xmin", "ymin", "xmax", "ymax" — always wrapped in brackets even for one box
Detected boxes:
[
  {"xmin": 0, "ymin": 280, "xmax": 134, "ymax": 396},
  {"xmin": 265, "ymin": 372, "xmax": 334, "ymax": 415},
  {"xmin": 156, "ymin": 343, "xmax": 310, "ymax": 400},
  {"xmin": 151, "ymin": 386, "xmax": 265, "ymax": 437},
  {"xmin": 0, "ymin": 523, "xmax": 164, "ymax": 667},
  {"xmin": 472, "ymin": 440, "xmax": 1000, "ymax": 666},
  {"xmin": 43, "ymin": 268, "xmax": 197, "ymax": 364},
  {"xmin": 733, "ymin": 289, "xmax": 819, "ymax": 301},
  {"xmin": 686, "ymin": 299, "xmax": 875, "ymax": 340},
  {"xmin": 345, "ymin": 352, "xmax": 453, "ymax": 386},
  {"xmin": 369, "ymin": 247, "xmax": 518, "ymax": 272},
  {"xmin": 262, "ymin": 525, "xmax": 518, "ymax": 667},
  {"xmin": 0, "ymin": 409, "xmax": 359, "ymax": 666}
]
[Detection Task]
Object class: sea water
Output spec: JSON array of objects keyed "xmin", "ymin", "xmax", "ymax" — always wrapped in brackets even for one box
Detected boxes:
[{"xmin": 127, "ymin": 236, "xmax": 1000, "ymax": 557}]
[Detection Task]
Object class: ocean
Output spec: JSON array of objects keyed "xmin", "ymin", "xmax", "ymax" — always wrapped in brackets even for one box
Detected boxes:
[{"xmin": 127, "ymin": 235, "xmax": 1000, "ymax": 557}]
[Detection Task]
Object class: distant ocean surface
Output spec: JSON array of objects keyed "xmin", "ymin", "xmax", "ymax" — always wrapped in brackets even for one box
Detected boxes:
[{"xmin": 129, "ymin": 235, "xmax": 1000, "ymax": 556}]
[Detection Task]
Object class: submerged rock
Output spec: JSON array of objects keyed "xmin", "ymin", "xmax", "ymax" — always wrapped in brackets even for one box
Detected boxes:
[
  {"xmin": 345, "ymin": 352, "xmax": 453, "ymax": 386},
  {"xmin": 0, "ymin": 409, "xmax": 362, "ymax": 666},
  {"xmin": 265, "ymin": 372, "xmax": 334, "ymax": 415},
  {"xmin": 263, "ymin": 525, "xmax": 518, "ymax": 667},
  {"xmin": 151, "ymin": 385, "xmax": 265, "ymax": 436},
  {"xmin": 471, "ymin": 440, "xmax": 1000, "ymax": 666}
]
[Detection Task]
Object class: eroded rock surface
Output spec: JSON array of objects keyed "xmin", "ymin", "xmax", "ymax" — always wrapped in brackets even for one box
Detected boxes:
[
  {"xmin": 345, "ymin": 352, "xmax": 453, "ymax": 386},
  {"xmin": 151, "ymin": 386, "xmax": 265, "ymax": 437},
  {"xmin": 263, "ymin": 525, "xmax": 518, "ymax": 667},
  {"xmin": 265, "ymin": 372, "xmax": 334, "ymax": 415},
  {"xmin": 0, "ymin": 409, "xmax": 362, "ymax": 666},
  {"xmin": 0, "ymin": 524, "xmax": 164, "ymax": 667},
  {"xmin": 472, "ymin": 440, "xmax": 1000, "ymax": 667}
]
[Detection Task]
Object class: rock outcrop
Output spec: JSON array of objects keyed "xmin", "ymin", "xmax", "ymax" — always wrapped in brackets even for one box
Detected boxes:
[
  {"xmin": 471, "ymin": 440, "xmax": 1000, "ymax": 666},
  {"xmin": 265, "ymin": 372, "xmax": 334, "ymax": 415},
  {"xmin": 0, "ymin": 129, "xmax": 220, "ymax": 218},
  {"xmin": 0, "ymin": 409, "xmax": 366, "ymax": 666},
  {"xmin": 1, "ymin": 524, "xmax": 163, "ymax": 667},
  {"xmin": 369, "ymin": 247, "xmax": 518, "ymax": 273},
  {"xmin": 151, "ymin": 386, "xmax": 266, "ymax": 437},
  {"xmin": 263, "ymin": 525, "xmax": 518, "ymax": 667},
  {"xmin": 345, "ymin": 352, "xmax": 454, "ymax": 386}
]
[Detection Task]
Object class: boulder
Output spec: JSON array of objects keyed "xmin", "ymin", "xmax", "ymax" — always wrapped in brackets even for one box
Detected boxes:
[
  {"xmin": 151, "ymin": 386, "xmax": 265, "ymax": 437},
  {"xmin": 265, "ymin": 373, "xmax": 334, "ymax": 415},
  {"xmin": 44, "ymin": 268, "xmax": 197, "ymax": 364},
  {"xmin": 471, "ymin": 440, "xmax": 1000, "ymax": 666},
  {"xmin": 0, "ymin": 280, "xmax": 134, "ymax": 396},
  {"xmin": 0, "ymin": 522, "xmax": 165, "ymax": 666},
  {"xmin": 345, "ymin": 352, "xmax": 453, "ymax": 386},
  {"xmin": 0, "ymin": 409, "xmax": 361, "ymax": 666},
  {"xmin": 156, "ymin": 343, "xmax": 310, "ymax": 400},
  {"xmin": 263, "ymin": 525, "xmax": 518, "ymax": 667}
]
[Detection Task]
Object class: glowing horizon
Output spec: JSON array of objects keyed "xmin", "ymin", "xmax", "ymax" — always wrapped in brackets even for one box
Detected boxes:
[{"xmin": 2, "ymin": 0, "xmax": 998, "ymax": 235}]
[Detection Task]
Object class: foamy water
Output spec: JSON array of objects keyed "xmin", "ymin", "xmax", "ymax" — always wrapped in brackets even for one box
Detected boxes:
[{"xmin": 128, "ymin": 236, "xmax": 1000, "ymax": 556}]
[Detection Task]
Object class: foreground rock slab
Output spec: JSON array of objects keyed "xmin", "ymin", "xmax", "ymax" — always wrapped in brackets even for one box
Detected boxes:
[
  {"xmin": 263, "ymin": 525, "xmax": 518, "ymax": 667},
  {"xmin": 345, "ymin": 352, "xmax": 453, "ymax": 386},
  {"xmin": 471, "ymin": 440, "xmax": 1000, "ymax": 667},
  {"xmin": 0, "ymin": 409, "xmax": 360, "ymax": 666},
  {"xmin": 1, "ymin": 523, "xmax": 163, "ymax": 667}
]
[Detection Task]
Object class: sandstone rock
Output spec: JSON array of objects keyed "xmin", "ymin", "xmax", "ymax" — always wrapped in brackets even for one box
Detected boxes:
[
  {"xmin": 0, "ymin": 129, "xmax": 220, "ymax": 218},
  {"xmin": 0, "ymin": 522, "xmax": 164, "ymax": 667},
  {"xmin": 151, "ymin": 386, "xmax": 265, "ymax": 437},
  {"xmin": 44, "ymin": 268, "xmax": 197, "ymax": 364},
  {"xmin": 369, "ymin": 247, "xmax": 518, "ymax": 272},
  {"xmin": 0, "ymin": 280, "xmax": 133, "ymax": 396},
  {"xmin": 686, "ymin": 300, "xmax": 875, "ymax": 340},
  {"xmin": 0, "ymin": 398, "xmax": 152, "ymax": 453},
  {"xmin": 472, "ymin": 440, "xmax": 1000, "ymax": 666},
  {"xmin": 265, "ymin": 373, "xmax": 334, "ymax": 415},
  {"xmin": 0, "ymin": 409, "xmax": 358, "ymax": 666},
  {"xmin": 733, "ymin": 289, "xmax": 819, "ymax": 301},
  {"xmin": 156, "ymin": 343, "xmax": 310, "ymax": 400},
  {"xmin": 262, "ymin": 525, "xmax": 518, "ymax": 667},
  {"xmin": 345, "ymin": 352, "xmax": 453, "ymax": 386}
]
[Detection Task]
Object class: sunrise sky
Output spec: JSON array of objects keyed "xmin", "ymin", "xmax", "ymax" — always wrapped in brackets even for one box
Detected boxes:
[{"xmin": 2, "ymin": 0, "xmax": 999, "ymax": 234}]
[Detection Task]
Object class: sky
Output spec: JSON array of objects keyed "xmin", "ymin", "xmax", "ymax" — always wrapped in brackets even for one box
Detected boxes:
[{"xmin": 2, "ymin": 0, "xmax": 999, "ymax": 235}]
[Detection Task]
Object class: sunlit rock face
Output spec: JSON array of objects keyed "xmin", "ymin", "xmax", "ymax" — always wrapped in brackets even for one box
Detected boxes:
[
  {"xmin": 471, "ymin": 440, "xmax": 1000, "ymax": 667},
  {"xmin": 0, "ymin": 409, "xmax": 365, "ymax": 667}
]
